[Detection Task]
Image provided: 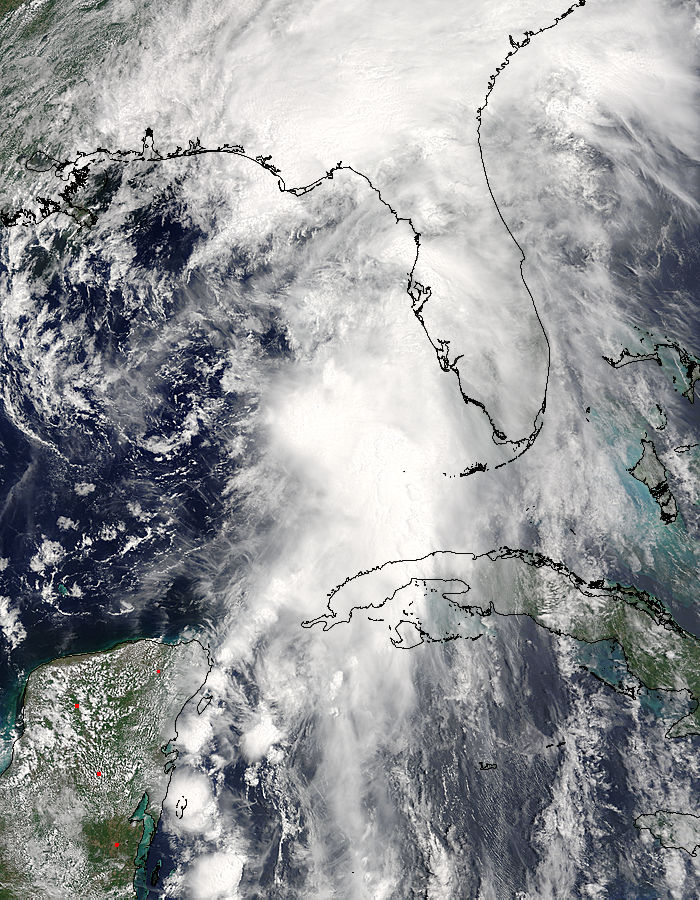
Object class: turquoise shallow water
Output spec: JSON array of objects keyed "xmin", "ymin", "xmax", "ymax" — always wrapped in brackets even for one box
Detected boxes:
[
  {"xmin": 132, "ymin": 790, "xmax": 157, "ymax": 898},
  {"xmin": 575, "ymin": 638, "xmax": 695, "ymax": 731},
  {"xmin": 0, "ymin": 630, "xmax": 191, "ymax": 773},
  {"xmin": 0, "ymin": 0, "xmax": 698, "ymax": 896}
]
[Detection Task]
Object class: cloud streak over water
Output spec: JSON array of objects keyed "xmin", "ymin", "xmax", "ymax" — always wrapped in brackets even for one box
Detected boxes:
[{"xmin": 0, "ymin": 0, "xmax": 699, "ymax": 896}]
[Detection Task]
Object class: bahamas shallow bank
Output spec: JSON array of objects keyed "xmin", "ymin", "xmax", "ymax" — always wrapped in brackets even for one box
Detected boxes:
[{"xmin": 0, "ymin": 0, "xmax": 699, "ymax": 897}]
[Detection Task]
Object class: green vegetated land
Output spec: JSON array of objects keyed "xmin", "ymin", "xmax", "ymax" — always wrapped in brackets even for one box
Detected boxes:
[
  {"xmin": 635, "ymin": 810, "xmax": 700, "ymax": 856},
  {"xmin": 604, "ymin": 333, "xmax": 700, "ymax": 405},
  {"xmin": 307, "ymin": 548, "xmax": 700, "ymax": 739},
  {"xmin": 0, "ymin": 639, "xmax": 210, "ymax": 899},
  {"xmin": 0, "ymin": 0, "xmax": 24, "ymax": 17},
  {"xmin": 628, "ymin": 438, "xmax": 678, "ymax": 524},
  {"xmin": 0, "ymin": 0, "xmax": 24, "ymax": 20}
]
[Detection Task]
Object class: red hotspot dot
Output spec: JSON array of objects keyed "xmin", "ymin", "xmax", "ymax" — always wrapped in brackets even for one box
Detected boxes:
[
  {"xmin": 156, "ymin": 669, "xmax": 161, "ymax": 674},
  {"xmin": 96, "ymin": 771, "xmax": 102, "ymax": 777},
  {"xmin": 114, "ymin": 842, "xmax": 120, "ymax": 848},
  {"xmin": 74, "ymin": 703, "xmax": 79, "ymax": 708}
]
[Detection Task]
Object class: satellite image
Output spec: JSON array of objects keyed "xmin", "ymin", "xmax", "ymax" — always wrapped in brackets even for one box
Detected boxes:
[{"xmin": 0, "ymin": 0, "xmax": 698, "ymax": 897}]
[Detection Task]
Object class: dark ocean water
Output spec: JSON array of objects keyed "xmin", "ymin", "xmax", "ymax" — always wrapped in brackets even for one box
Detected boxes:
[
  {"xmin": 607, "ymin": 174, "xmax": 700, "ymax": 639},
  {"xmin": 0, "ymin": 179, "xmax": 292, "ymax": 762},
  {"xmin": 0, "ymin": 137, "xmax": 697, "ymax": 896},
  {"xmin": 140, "ymin": 616, "xmax": 700, "ymax": 898}
]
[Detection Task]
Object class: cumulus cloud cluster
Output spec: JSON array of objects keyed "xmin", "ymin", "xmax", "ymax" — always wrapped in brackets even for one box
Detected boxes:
[{"xmin": 1, "ymin": 0, "xmax": 699, "ymax": 896}]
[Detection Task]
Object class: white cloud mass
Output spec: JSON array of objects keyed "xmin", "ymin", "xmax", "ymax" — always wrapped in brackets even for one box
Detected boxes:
[{"xmin": 0, "ymin": 0, "xmax": 699, "ymax": 897}]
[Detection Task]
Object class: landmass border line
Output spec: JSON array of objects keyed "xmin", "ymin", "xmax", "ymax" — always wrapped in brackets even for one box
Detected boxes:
[
  {"xmin": 475, "ymin": 0, "xmax": 587, "ymax": 467},
  {"xmin": 0, "ymin": 1, "xmax": 591, "ymax": 476},
  {"xmin": 302, "ymin": 544, "xmax": 700, "ymax": 743},
  {"xmin": 0, "ymin": 636, "xmax": 213, "ymax": 895},
  {"xmin": 634, "ymin": 809, "xmax": 700, "ymax": 857},
  {"xmin": 0, "ymin": 135, "xmax": 539, "ymax": 475}
]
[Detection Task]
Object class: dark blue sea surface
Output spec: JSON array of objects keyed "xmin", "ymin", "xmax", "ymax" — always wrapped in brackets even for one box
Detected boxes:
[
  {"xmin": 139, "ymin": 617, "xmax": 700, "ymax": 898},
  {"xmin": 606, "ymin": 203, "xmax": 700, "ymax": 637},
  {"xmin": 0, "ymin": 179, "xmax": 293, "ymax": 760}
]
